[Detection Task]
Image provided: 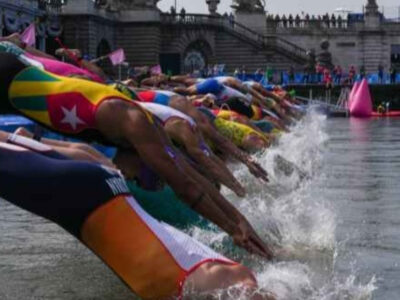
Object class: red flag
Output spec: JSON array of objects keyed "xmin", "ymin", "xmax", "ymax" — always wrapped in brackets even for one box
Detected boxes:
[
  {"xmin": 21, "ymin": 23, "xmax": 36, "ymax": 47},
  {"xmin": 150, "ymin": 64, "xmax": 162, "ymax": 75},
  {"xmin": 108, "ymin": 48, "xmax": 126, "ymax": 66}
]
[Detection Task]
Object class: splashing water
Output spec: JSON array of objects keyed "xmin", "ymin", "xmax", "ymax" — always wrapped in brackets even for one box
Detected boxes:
[{"xmin": 187, "ymin": 110, "xmax": 376, "ymax": 299}]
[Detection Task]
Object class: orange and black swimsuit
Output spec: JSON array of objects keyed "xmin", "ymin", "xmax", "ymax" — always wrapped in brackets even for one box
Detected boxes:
[{"xmin": 0, "ymin": 137, "xmax": 237, "ymax": 299}]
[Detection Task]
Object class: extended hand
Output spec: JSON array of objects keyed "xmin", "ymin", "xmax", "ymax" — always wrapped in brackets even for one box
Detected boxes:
[
  {"xmin": 247, "ymin": 158, "xmax": 269, "ymax": 182},
  {"xmin": 233, "ymin": 219, "xmax": 273, "ymax": 260}
]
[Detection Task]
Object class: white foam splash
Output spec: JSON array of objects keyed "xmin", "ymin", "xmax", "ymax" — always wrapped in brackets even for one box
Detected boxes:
[{"xmin": 187, "ymin": 109, "xmax": 377, "ymax": 299}]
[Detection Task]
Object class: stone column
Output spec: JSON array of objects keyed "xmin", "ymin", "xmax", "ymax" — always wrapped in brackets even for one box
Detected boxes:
[
  {"xmin": 233, "ymin": 3, "xmax": 267, "ymax": 36},
  {"xmin": 360, "ymin": 0, "xmax": 387, "ymax": 73},
  {"xmin": 364, "ymin": 0, "xmax": 380, "ymax": 28}
]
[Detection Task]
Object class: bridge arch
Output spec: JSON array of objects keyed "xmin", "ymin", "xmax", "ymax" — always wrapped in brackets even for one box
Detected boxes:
[
  {"xmin": 174, "ymin": 29, "xmax": 216, "ymax": 72},
  {"xmin": 183, "ymin": 38, "xmax": 214, "ymax": 73}
]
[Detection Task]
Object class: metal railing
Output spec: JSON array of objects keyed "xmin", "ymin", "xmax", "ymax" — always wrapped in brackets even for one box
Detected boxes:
[{"xmin": 160, "ymin": 13, "xmax": 308, "ymax": 62}]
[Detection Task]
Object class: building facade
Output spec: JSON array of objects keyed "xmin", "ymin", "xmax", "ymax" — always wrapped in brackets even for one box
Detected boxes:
[
  {"xmin": 263, "ymin": 0, "xmax": 400, "ymax": 74},
  {"xmin": 1, "ymin": 0, "xmax": 399, "ymax": 75}
]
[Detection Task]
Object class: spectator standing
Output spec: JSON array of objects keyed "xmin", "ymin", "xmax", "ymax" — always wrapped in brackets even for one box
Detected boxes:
[
  {"xmin": 315, "ymin": 63, "xmax": 323, "ymax": 83},
  {"xmin": 180, "ymin": 7, "xmax": 186, "ymax": 22},
  {"xmin": 337, "ymin": 15, "xmax": 343, "ymax": 28},
  {"xmin": 305, "ymin": 14, "xmax": 310, "ymax": 27},
  {"xmin": 359, "ymin": 65, "xmax": 366, "ymax": 80},
  {"xmin": 303, "ymin": 68, "xmax": 310, "ymax": 84},
  {"xmin": 323, "ymin": 68, "xmax": 333, "ymax": 86},
  {"xmin": 378, "ymin": 64, "xmax": 384, "ymax": 84},
  {"xmin": 349, "ymin": 65, "xmax": 356, "ymax": 84},
  {"xmin": 170, "ymin": 5, "xmax": 176, "ymax": 17},
  {"xmin": 333, "ymin": 65, "xmax": 342, "ymax": 85},
  {"xmin": 288, "ymin": 66, "xmax": 295, "ymax": 83},
  {"xmin": 331, "ymin": 14, "xmax": 336, "ymax": 28},
  {"xmin": 282, "ymin": 15, "xmax": 287, "ymax": 28},
  {"xmin": 295, "ymin": 14, "xmax": 301, "ymax": 27},
  {"xmin": 254, "ymin": 68, "xmax": 263, "ymax": 82},
  {"xmin": 233, "ymin": 68, "xmax": 240, "ymax": 78},
  {"xmin": 323, "ymin": 67, "xmax": 333, "ymax": 101},
  {"xmin": 229, "ymin": 12, "xmax": 235, "ymax": 27},
  {"xmin": 240, "ymin": 65, "xmax": 247, "ymax": 81},
  {"xmin": 266, "ymin": 66, "xmax": 273, "ymax": 83},
  {"xmin": 390, "ymin": 65, "xmax": 397, "ymax": 84},
  {"xmin": 288, "ymin": 14, "xmax": 294, "ymax": 27}
]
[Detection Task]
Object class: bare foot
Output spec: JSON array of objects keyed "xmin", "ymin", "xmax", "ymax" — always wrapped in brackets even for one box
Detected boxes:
[
  {"xmin": 14, "ymin": 127, "xmax": 33, "ymax": 138},
  {"xmin": 5, "ymin": 33, "xmax": 22, "ymax": 47}
]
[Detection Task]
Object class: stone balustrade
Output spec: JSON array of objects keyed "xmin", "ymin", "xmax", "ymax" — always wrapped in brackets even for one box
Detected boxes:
[{"xmin": 267, "ymin": 14, "xmax": 349, "ymax": 30}]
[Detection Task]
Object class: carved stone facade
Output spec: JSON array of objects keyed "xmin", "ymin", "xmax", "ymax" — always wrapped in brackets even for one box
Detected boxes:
[
  {"xmin": 232, "ymin": 0, "xmax": 266, "ymax": 13},
  {"xmin": 3, "ymin": 0, "xmax": 397, "ymax": 75},
  {"xmin": 259, "ymin": 0, "xmax": 400, "ymax": 73},
  {"xmin": 59, "ymin": 0, "xmax": 304, "ymax": 75}
]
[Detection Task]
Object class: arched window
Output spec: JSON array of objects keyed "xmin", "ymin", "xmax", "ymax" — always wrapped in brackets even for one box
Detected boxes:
[{"xmin": 183, "ymin": 39, "xmax": 213, "ymax": 73}]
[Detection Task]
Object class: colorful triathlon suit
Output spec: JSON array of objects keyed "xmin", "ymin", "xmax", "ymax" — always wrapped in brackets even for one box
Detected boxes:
[
  {"xmin": 217, "ymin": 86, "xmax": 252, "ymax": 105},
  {"xmin": 25, "ymin": 52, "xmax": 105, "ymax": 83},
  {"xmin": 212, "ymin": 109, "xmax": 275, "ymax": 133},
  {"xmin": 212, "ymin": 109, "xmax": 240, "ymax": 120},
  {"xmin": 137, "ymin": 102, "xmax": 213, "ymax": 157},
  {"xmin": 0, "ymin": 41, "xmax": 104, "ymax": 83},
  {"xmin": 195, "ymin": 79, "xmax": 251, "ymax": 105},
  {"xmin": 137, "ymin": 102, "xmax": 196, "ymax": 128},
  {"xmin": 214, "ymin": 117, "xmax": 268, "ymax": 147},
  {"xmin": 137, "ymin": 90, "xmax": 178, "ymax": 106},
  {"xmin": 0, "ymin": 52, "xmax": 151, "ymax": 140},
  {"xmin": 195, "ymin": 78, "xmax": 224, "ymax": 95},
  {"xmin": 213, "ymin": 76, "xmax": 235, "ymax": 84},
  {"xmin": 0, "ymin": 137, "xmax": 236, "ymax": 300},
  {"xmin": 243, "ymin": 81, "xmax": 256, "ymax": 88}
]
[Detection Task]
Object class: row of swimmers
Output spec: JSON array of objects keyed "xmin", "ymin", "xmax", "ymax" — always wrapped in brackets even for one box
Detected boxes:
[{"xmin": 0, "ymin": 33, "xmax": 304, "ymax": 299}]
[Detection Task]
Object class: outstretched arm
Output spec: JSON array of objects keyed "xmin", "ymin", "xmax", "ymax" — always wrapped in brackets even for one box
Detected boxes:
[
  {"xmin": 97, "ymin": 101, "xmax": 272, "ymax": 257},
  {"xmin": 168, "ymin": 100, "xmax": 270, "ymax": 183},
  {"xmin": 165, "ymin": 121, "xmax": 246, "ymax": 197},
  {"xmin": 198, "ymin": 117, "xmax": 269, "ymax": 182},
  {"xmin": 96, "ymin": 103, "xmax": 246, "ymax": 241}
]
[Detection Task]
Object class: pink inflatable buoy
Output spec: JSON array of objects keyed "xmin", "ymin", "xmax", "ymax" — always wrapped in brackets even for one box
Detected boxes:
[
  {"xmin": 347, "ymin": 81, "xmax": 361, "ymax": 109},
  {"xmin": 349, "ymin": 79, "xmax": 372, "ymax": 118}
]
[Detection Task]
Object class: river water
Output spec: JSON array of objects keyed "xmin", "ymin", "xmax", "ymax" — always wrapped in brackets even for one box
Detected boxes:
[{"xmin": 1, "ymin": 111, "xmax": 399, "ymax": 299}]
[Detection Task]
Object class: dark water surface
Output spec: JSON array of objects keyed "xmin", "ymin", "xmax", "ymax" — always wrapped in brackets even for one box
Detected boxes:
[
  {"xmin": 326, "ymin": 117, "xmax": 400, "ymax": 300},
  {"xmin": 1, "ymin": 116, "xmax": 399, "ymax": 299}
]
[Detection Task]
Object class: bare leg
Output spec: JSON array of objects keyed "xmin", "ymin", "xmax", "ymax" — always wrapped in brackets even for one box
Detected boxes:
[
  {"xmin": 14, "ymin": 127, "xmax": 115, "ymax": 168},
  {"xmin": 170, "ymin": 75, "xmax": 198, "ymax": 86}
]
